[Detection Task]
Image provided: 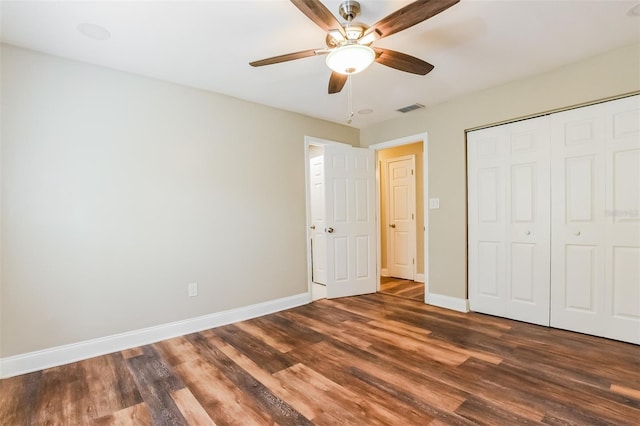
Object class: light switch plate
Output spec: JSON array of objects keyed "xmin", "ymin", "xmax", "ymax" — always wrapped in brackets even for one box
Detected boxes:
[
  {"xmin": 429, "ymin": 198, "xmax": 440, "ymax": 209},
  {"xmin": 188, "ymin": 282, "xmax": 198, "ymax": 297}
]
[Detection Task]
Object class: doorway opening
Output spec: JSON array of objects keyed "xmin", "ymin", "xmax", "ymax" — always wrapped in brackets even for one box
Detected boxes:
[
  {"xmin": 304, "ymin": 133, "xmax": 428, "ymax": 304},
  {"xmin": 371, "ymin": 134, "xmax": 428, "ymax": 303}
]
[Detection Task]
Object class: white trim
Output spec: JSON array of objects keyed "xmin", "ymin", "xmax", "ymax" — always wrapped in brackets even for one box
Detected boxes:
[
  {"xmin": 415, "ymin": 273, "xmax": 425, "ymax": 283},
  {"xmin": 369, "ymin": 132, "xmax": 429, "ymax": 299},
  {"xmin": 380, "ymin": 268, "xmax": 389, "ymax": 277},
  {"xmin": 427, "ymin": 293, "xmax": 470, "ymax": 313},
  {"xmin": 0, "ymin": 293, "xmax": 310, "ymax": 379}
]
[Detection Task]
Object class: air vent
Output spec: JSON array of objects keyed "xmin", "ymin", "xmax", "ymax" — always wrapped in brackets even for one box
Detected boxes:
[{"xmin": 396, "ymin": 103, "xmax": 425, "ymax": 113}]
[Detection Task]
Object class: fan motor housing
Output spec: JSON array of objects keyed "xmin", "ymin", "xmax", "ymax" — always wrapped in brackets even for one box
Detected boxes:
[{"xmin": 339, "ymin": 1, "xmax": 361, "ymax": 22}]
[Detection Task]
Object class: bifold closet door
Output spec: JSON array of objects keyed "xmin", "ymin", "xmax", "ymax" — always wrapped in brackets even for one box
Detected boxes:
[
  {"xmin": 550, "ymin": 95, "xmax": 640, "ymax": 344},
  {"xmin": 468, "ymin": 116, "xmax": 551, "ymax": 326}
]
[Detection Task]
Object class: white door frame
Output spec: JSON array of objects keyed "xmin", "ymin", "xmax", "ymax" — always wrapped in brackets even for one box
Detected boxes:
[
  {"xmin": 304, "ymin": 136, "xmax": 353, "ymax": 298},
  {"xmin": 368, "ymin": 132, "xmax": 429, "ymax": 302}
]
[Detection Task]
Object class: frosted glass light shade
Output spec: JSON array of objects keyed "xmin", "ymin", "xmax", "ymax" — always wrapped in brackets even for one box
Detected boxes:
[{"xmin": 326, "ymin": 44, "xmax": 375, "ymax": 75}]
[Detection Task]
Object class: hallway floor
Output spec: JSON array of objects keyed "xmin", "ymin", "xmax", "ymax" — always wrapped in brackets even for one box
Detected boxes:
[{"xmin": 379, "ymin": 276, "xmax": 424, "ymax": 302}]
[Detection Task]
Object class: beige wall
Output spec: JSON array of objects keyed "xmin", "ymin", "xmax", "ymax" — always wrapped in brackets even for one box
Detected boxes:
[
  {"xmin": 360, "ymin": 42, "xmax": 640, "ymax": 299},
  {"xmin": 377, "ymin": 142, "xmax": 424, "ymax": 276},
  {"xmin": 2, "ymin": 41, "xmax": 639, "ymax": 359},
  {"xmin": 0, "ymin": 45, "xmax": 358, "ymax": 357}
]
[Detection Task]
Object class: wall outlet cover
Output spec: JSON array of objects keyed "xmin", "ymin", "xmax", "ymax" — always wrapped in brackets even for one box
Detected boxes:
[{"xmin": 429, "ymin": 198, "xmax": 440, "ymax": 209}]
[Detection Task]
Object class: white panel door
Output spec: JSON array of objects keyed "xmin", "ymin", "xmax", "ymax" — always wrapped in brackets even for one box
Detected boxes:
[
  {"xmin": 310, "ymin": 155, "xmax": 327, "ymax": 284},
  {"xmin": 468, "ymin": 116, "xmax": 551, "ymax": 325},
  {"xmin": 550, "ymin": 103, "xmax": 606, "ymax": 337},
  {"xmin": 604, "ymin": 96, "xmax": 640, "ymax": 344},
  {"xmin": 505, "ymin": 117, "xmax": 551, "ymax": 325},
  {"xmin": 551, "ymin": 95, "xmax": 640, "ymax": 344},
  {"xmin": 468, "ymin": 126, "xmax": 508, "ymax": 317},
  {"xmin": 386, "ymin": 155, "xmax": 416, "ymax": 280},
  {"xmin": 551, "ymin": 96, "xmax": 640, "ymax": 343},
  {"xmin": 324, "ymin": 145, "xmax": 377, "ymax": 298}
]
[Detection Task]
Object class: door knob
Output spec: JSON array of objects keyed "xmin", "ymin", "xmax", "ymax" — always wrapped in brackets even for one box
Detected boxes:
[
  {"xmin": 327, "ymin": 227, "xmax": 334, "ymax": 233},
  {"xmin": 310, "ymin": 225, "xmax": 316, "ymax": 230},
  {"xmin": 389, "ymin": 224, "xmax": 396, "ymax": 228},
  {"xmin": 525, "ymin": 230, "xmax": 531, "ymax": 236},
  {"xmin": 575, "ymin": 231, "xmax": 581, "ymax": 236}
]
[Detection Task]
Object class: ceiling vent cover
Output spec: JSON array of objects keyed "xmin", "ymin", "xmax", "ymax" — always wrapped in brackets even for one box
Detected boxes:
[{"xmin": 396, "ymin": 103, "xmax": 425, "ymax": 113}]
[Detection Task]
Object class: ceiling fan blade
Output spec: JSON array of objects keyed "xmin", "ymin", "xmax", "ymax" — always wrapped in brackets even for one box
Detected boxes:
[
  {"xmin": 374, "ymin": 48, "xmax": 434, "ymax": 75},
  {"xmin": 290, "ymin": 0, "xmax": 346, "ymax": 37},
  {"xmin": 328, "ymin": 72, "xmax": 348, "ymax": 94},
  {"xmin": 249, "ymin": 49, "xmax": 321, "ymax": 67},
  {"xmin": 364, "ymin": 0, "xmax": 459, "ymax": 41}
]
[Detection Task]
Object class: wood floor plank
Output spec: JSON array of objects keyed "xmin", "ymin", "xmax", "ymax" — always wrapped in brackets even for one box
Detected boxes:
[
  {"xmin": 126, "ymin": 345, "xmax": 187, "ymax": 425},
  {"xmin": 234, "ymin": 318, "xmax": 296, "ymax": 353},
  {"xmin": 203, "ymin": 331, "xmax": 320, "ymax": 420},
  {"xmin": 2, "ymin": 293, "xmax": 639, "ymax": 425},
  {"xmin": 185, "ymin": 331, "xmax": 312, "ymax": 425},
  {"xmin": 154, "ymin": 335, "xmax": 204, "ymax": 367},
  {"xmin": 380, "ymin": 277, "xmax": 424, "ymax": 302},
  {"xmin": 611, "ymin": 384, "xmax": 640, "ymax": 401},
  {"xmin": 0, "ymin": 371, "xmax": 42, "ymax": 425},
  {"xmin": 174, "ymin": 358, "xmax": 271, "ymax": 425},
  {"xmin": 291, "ymin": 339, "xmax": 468, "ymax": 412},
  {"xmin": 210, "ymin": 323, "xmax": 296, "ymax": 374},
  {"xmin": 120, "ymin": 347, "xmax": 144, "ymax": 359},
  {"xmin": 455, "ymin": 396, "xmax": 543, "ymax": 424},
  {"xmin": 34, "ymin": 362, "xmax": 93, "ymax": 425},
  {"xmin": 273, "ymin": 362, "xmax": 405, "ymax": 425},
  {"xmin": 280, "ymin": 310, "xmax": 373, "ymax": 349},
  {"xmin": 343, "ymin": 319, "xmax": 470, "ymax": 366},
  {"xmin": 81, "ymin": 353, "xmax": 142, "ymax": 419},
  {"xmin": 93, "ymin": 402, "xmax": 153, "ymax": 425},
  {"xmin": 171, "ymin": 387, "xmax": 217, "ymax": 425}
]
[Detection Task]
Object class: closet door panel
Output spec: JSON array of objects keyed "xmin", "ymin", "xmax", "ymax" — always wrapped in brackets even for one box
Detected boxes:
[
  {"xmin": 550, "ymin": 104, "xmax": 606, "ymax": 337},
  {"xmin": 505, "ymin": 117, "xmax": 550, "ymax": 326},
  {"xmin": 603, "ymin": 96, "xmax": 640, "ymax": 344},
  {"xmin": 468, "ymin": 129, "xmax": 507, "ymax": 317}
]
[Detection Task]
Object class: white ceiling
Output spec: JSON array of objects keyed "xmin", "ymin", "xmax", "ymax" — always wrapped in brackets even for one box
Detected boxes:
[{"xmin": 2, "ymin": 0, "xmax": 639, "ymax": 129}]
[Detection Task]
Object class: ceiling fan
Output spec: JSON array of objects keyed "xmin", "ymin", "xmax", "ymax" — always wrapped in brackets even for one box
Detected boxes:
[{"xmin": 250, "ymin": 0, "xmax": 460, "ymax": 94}]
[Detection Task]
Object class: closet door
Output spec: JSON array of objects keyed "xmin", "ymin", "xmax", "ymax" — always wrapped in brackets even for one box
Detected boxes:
[
  {"xmin": 603, "ymin": 96, "xmax": 640, "ymax": 344},
  {"xmin": 550, "ymin": 103, "xmax": 606, "ymax": 337},
  {"xmin": 468, "ymin": 116, "xmax": 551, "ymax": 326},
  {"xmin": 550, "ymin": 95, "xmax": 640, "ymax": 344}
]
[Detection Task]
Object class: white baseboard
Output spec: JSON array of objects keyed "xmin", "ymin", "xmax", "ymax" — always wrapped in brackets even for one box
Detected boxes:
[
  {"xmin": 1, "ymin": 292, "xmax": 310, "ymax": 379},
  {"xmin": 380, "ymin": 268, "xmax": 389, "ymax": 277},
  {"xmin": 415, "ymin": 273, "xmax": 425, "ymax": 283},
  {"xmin": 427, "ymin": 292, "xmax": 469, "ymax": 313}
]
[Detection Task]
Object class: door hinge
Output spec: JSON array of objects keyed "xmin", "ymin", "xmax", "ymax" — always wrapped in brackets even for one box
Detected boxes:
[
  {"xmin": 412, "ymin": 213, "xmax": 414, "ymax": 220},
  {"xmin": 413, "ymin": 258, "xmax": 415, "ymax": 265},
  {"xmin": 411, "ymin": 169, "xmax": 414, "ymax": 175}
]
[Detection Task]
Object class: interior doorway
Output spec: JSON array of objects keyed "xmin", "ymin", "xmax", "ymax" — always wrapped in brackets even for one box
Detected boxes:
[
  {"xmin": 371, "ymin": 134, "xmax": 428, "ymax": 303},
  {"xmin": 305, "ymin": 133, "xmax": 428, "ymax": 304}
]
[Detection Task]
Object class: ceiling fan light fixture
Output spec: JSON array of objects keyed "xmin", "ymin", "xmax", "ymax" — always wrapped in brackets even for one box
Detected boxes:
[{"xmin": 326, "ymin": 44, "xmax": 375, "ymax": 75}]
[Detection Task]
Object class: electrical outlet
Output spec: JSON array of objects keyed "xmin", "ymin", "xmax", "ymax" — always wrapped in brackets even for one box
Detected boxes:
[
  {"xmin": 429, "ymin": 198, "xmax": 440, "ymax": 209},
  {"xmin": 188, "ymin": 282, "xmax": 198, "ymax": 297}
]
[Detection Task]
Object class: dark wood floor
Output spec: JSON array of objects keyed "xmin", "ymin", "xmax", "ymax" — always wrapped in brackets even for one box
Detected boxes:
[
  {"xmin": 380, "ymin": 276, "xmax": 424, "ymax": 301},
  {"xmin": 1, "ymin": 293, "xmax": 639, "ymax": 425}
]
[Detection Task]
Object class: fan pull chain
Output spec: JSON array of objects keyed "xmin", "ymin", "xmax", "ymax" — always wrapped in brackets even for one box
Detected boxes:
[{"xmin": 347, "ymin": 75, "xmax": 354, "ymax": 125}]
